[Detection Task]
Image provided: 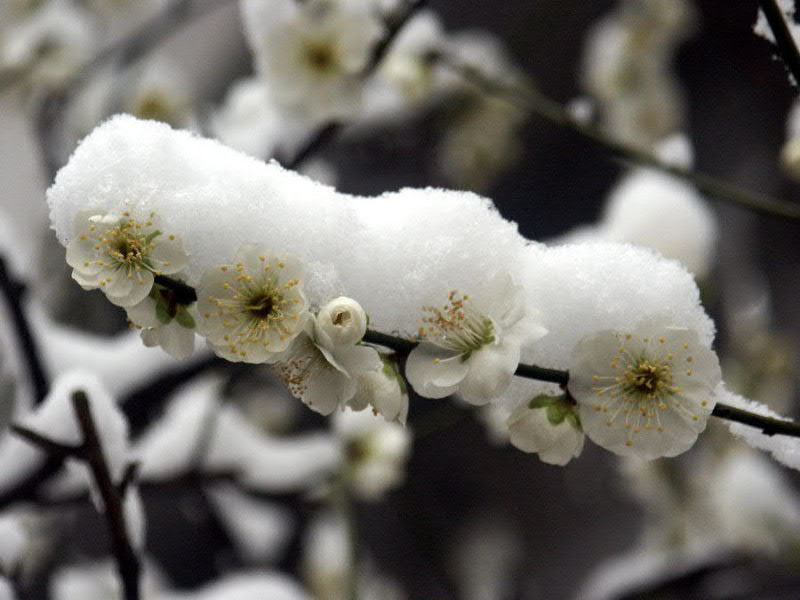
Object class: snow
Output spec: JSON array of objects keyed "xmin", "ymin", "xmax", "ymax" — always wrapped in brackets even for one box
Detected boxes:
[{"xmin": 715, "ymin": 384, "xmax": 800, "ymax": 471}]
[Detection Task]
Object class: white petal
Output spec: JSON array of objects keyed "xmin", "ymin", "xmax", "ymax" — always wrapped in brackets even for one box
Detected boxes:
[
  {"xmin": 405, "ymin": 344, "xmax": 465, "ymax": 399},
  {"xmin": 459, "ymin": 341, "xmax": 520, "ymax": 405}
]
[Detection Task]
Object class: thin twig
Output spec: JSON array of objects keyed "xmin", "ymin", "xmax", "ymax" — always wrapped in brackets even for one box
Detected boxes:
[
  {"xmin": 711, "ymin": 402, "xmax": 800, "ymax": 437},
  {"xmin": 758, "ymin": 0, "xmax": 800, "ymax": 87},
  {"xmin": 435, "ymin": 53, "xmax": 800, "ymax": 223},
  {"xmin": 0, "ymin": 256, "xmax": 49, "ymax": 404},
  {"xmin": 10, "ymin": 425, "xmax": 80, "ymax": 458},
  {"xmin": 283, "ymin": 0, "xmax": 430, "ymax": 169},
  {"xmin": 10, "ymin": 392, "xmax": 143, "ymax": 598},
  {"xmin": 72, "ymin": 391, "xmax": 141, "ymax": 600}
]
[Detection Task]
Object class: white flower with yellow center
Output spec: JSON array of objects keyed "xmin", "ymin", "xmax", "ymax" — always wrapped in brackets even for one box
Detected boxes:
[
  {"xmin": 65, "ymin": 209, "xmax": 187, "ymax": 307},
  {"xmin": 241, "ymin": 0, "xmax": 383, "ymax": 121},
  {"xmin": 278, "ymin": 297, "xmax": 382, "ymax": 415},
  {"xmin": 405, "ymin": 275, "xmax": 547, "ymax": 405},
  {"xmin": 195, "ymin": 244, "xmax": 310, "ymax": 363},
  {"xmin": 568, "ymin": 322, "xmax": 721, "ymax": 459}
]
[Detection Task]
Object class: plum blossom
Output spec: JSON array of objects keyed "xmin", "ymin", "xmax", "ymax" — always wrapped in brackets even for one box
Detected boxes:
[
  {"xmin": 506, "ymin": 394, "xmax": 584, "ymax": 466},
  {"xmin": 334, "ymin": 407, "xmax": 411, "ymax": 500},
  {"xmin": 405, "ymin": 274, "xmax": 547, "ymax": 405},
  {"xmin": 278, "ymin": 299, "xmax": 381, "ymax": 415},
  {"xmin": 568, "ymin": 320, "xmax": 721, "ymax": 459},
  {"xmin": 65, "ymin": 210, "xmax": 187, "ymax": 307},
  {"xmin": 195, "ymin": 244, "xmax": 310, "ymax": 363},
  {"xmin": 350, "ymin": 355, "xmax": 409, "ymax": 425},
  {"xmin": 241, "ymin": 0, "xmax": 384, "ymax": 121},
  {"xmin": 125, "ymin": 283, "xmax": 196, "ymax": 360}
]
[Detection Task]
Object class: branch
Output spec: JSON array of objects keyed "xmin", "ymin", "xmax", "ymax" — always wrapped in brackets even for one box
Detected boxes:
[
  {"xmin": 758, "ymin": 0, "xmax": 800, "ymax": 88},
  {"xmin": 0, "ymin": 256, "xmax": 49, "ymax": 404},
  {"xmin": 71, "ymin": 391, "xmax": 141, "ymax": 600},
  {"xmin": 283, "ymin": 0, "xmax": 430, "ymax": 169},
  {"xmin": 711, "ymin": 402, "xmax": 800, "ymax": 437},
  {"xmin": 435, "ymin": 53, "xmax": 800, "ymax": 223}
]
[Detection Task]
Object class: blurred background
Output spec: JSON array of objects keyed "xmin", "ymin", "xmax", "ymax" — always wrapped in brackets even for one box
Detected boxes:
[{"xmin": 1, "ymin": 1, "xmax": 800, "ymax": 599}]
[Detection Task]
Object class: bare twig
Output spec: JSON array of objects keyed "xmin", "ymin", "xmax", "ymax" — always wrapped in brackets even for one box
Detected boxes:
[
  {"xmin": 435, "ymin": 53, "xmax": 800, "ymax": 223},
  {"xmin": 71, "ymin": 391, "xmax": 141, "ymax": 600},
  {"xmin": 0, "ymin": 256, "xmax": 49, "ymax": 404},
  {"xmin": 758, "ymin": 0, "xmax": 800, "ymax": 88},
  {"xmin": 11, "ymin": 392, "xmax": 142, "ymax": 600}
]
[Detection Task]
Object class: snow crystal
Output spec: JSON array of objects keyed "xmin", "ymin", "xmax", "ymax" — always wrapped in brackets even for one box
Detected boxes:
[
  {"xmin": 715, "ymin": 384, "xmax": 800, "ymax": 470},
  {"xmin": 134, "ymin": 377, "xmax": 339, "ymax": 491},
  {"xmin": 47, "ymin": 116, "xmax": 527, "ymax": 332},
  {"xmin": 520, "ymin": 242, "xmax": 714, "ymax": 370}
]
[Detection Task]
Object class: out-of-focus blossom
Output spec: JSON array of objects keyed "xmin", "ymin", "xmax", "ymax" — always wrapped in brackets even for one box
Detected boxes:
[
  {"xmin": 240, "ymin": 0, "xmax": 383, "ymax": 121},
  {"xmin": 581, "ymin": 0, "xmax": 694, "ymax": 149},
  {"xmin": 334, "ymin": 407, "xmax": 411, "ymax": 500}
]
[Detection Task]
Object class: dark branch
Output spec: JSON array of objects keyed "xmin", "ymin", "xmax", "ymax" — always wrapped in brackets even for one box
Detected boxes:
[
  {"xmin": 435, "ymin": 53, "xmax": 800, "ymax": 223},
  {"xmin": 153, "ymin": 275, "xmax": 197, "ymax": 304},
  {"xmin": 758, "ymin": 0, "xmax": 800, "ymax": 88},
  {"xmin": 72, "ymin": 391, "xmax": 141, "ymax": 600},
  {"xmin": 10, "ymin": 425, "xmax": 81, "ymax": 458},
  {"xmin": 711, "ymin": 402, "xmax": 800, "ymax": 437},
  {"xmin": 0, "ymin": 256, "xmax": 49, "ymax": 404}
]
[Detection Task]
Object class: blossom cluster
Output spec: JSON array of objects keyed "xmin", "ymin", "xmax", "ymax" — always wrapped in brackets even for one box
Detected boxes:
[{"xmin": 47, "ymin": 115, "xmax": 727, "ymax": 466}]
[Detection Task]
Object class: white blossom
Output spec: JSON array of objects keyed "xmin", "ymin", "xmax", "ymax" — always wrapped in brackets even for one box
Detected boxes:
[
  {"xmin": 65, "ymin": 209, "xmax": 187, "ymax": 307},
  {"xmin": 506, "ymin": 394, "xmax": 584, "ymax": 466},
  {"xmin": 195, "ymin": 244, "xmax": 310, "ymax": 363},
  {"xmin": 568, "ymin": 320, "xmax": 721, "ymax": 459},
  {"xmin": 334, "ymin": 407, "xmax": 411, "ymax": 500},
  {"xmin": 241, "ymin": 0, "xmax": 384, "ymax": 121},
  {"xmin": 125, "ymin": 287, "xmax": 196, "ymax": 360},
  {"xmin": 0, "ymin": 0, "xmax": 92, "ymax": 93},
  {"xmin": 277, "ymin": 315, "xmax": 381, "ymax": 416},
  {"xmin": 350, "ymin": 355, "xmax": 409, "ymax": 425},
  {"xmin": 406, "ymin": 274, "xmax": 546, "ymax": 405}
]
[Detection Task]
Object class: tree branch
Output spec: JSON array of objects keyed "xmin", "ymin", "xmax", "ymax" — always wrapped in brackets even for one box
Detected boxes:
[
  {"xmin": 758, "ymin": 0, "xmax": 800, "ymax": 88},
  {"xmin": 434, "ymin": 52, "xmax": 800, "ymax": 223},
  {"xmin": 71, "ymin": 391, "xmax": 141, "ymax": 600},
  {"xmin": 0, "ymin": 256, "xmax": 49, "ymax": 404},
  {"xmin": 711, "ymin": 402, "xmax": 800, "ymax": 437}
]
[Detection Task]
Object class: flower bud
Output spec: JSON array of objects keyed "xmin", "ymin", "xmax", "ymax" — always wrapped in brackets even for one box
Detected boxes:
[{"xmin": 316, "ymin": 296, "xmax": 368, "ymax": 347}]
